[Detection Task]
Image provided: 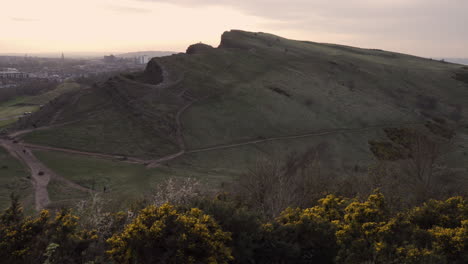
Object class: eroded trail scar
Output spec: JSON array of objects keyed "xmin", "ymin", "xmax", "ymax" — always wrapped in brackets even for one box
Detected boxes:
[
  {"xmin": 1, "ymin": 138, "xmax": 94, "ymax": 211},
  {"xmin": 1, "ymin": 139, "xmax": 51, "ymax": 211}
]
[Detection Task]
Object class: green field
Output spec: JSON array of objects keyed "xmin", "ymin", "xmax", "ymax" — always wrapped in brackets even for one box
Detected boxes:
[
  {"xmin": 22, "ymin": 82, "xmax": 81, "ymax": 105},
  {"xmin": 0, "ymin": 97, "xmax": 38, "ymax": 121},
  {"xmin": 0, "ymin": 119, "xmax": 18, "ymax": 129},
  {"xmin": 0, "ymin": 147, "xmax": 33, "ymax": 211},
  {"xmin": 23, "ymin": 107, "xmax": 179, "ymax": 158},
  {"xmin": 32, "ymin": 127, "xmax": 383, "ymax": 207},
  {"xmin": 0, "ymin": 82, "xmax": 82, "ymax": 130},
  {"xmin": 34, "ymin": 150, "xmax": 171, "ymax": 208}
]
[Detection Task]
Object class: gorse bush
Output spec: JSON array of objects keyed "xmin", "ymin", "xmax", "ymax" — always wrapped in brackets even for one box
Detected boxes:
[
  {"xmin": 1, "ymin": 192, "xmax": 466, "ymax": 263},
  {"xmin": 107, "ymin": 203, "xmax": 233, "ymax": 264},
  {"xmin": 0, "ymin": 195, "xmax": 97, "ymax": 264}
]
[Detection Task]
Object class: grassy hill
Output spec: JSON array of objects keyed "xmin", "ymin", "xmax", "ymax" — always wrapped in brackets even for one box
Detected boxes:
[{"xmin": 9, "ymin": 30, "xmax": 468, "ymax": 206}]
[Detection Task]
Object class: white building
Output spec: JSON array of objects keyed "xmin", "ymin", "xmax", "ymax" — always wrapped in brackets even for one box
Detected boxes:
[
  {"xmin": 135, "ymin": 55, "xmax": 150, "ymax": 65},
  {"xmin": 0, "ymin": 68, "xmax": 29, "ymax": 79}
]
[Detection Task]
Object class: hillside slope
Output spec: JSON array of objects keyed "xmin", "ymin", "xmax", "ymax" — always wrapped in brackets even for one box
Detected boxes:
[{"xmin": 9, "ymin": 30, "xmax": 468, "ymax": 200}]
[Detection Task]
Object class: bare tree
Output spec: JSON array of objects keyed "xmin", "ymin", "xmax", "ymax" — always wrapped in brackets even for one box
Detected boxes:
[
  {"xmin": 407, "ymin": 134, "xmax": 437, "ymax": 185},
  {"xmin": 152, "ymin": 177, "xmax": 203, "ymax": 206},
  {"xmin": 238, "ymin": 144, "xmax": 334, "ymax": 217},
  {"xmin": 366, "ymin": 129, "xmax": 467, "ymax": 208}
]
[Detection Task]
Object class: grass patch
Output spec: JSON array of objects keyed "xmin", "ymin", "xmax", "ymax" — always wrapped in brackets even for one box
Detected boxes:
[
  {"xmin": 34, "ymin": 150, "xmax": 170, "ymax": 207},
  {"xmin": 0, "ymin": 82, "xmax": 82, "ymax": 132},
  {"xmin": 0, "ymin": 118, "xmax": 18, "ymax": 129},
  {"xmin": 24, "ymin": 108, "xmax": 178, "ymax": 158},
  {"xmin": 47, "ymin": 179, "xmax": 89, "ymax": 205},
  {"xmin": 0, "ymin": 103, "xmax": 38, "ymax": 120},
  {"xmin": 23, "ymin": 82, "xmax": 82, "ymax": 105},
  {"xmin": 33, "ymin": 128, "xmax": 379, "ymax": 206},
  {"xmin": 0, "ymin": 146, "xmax": 33, "ymax": 211}
]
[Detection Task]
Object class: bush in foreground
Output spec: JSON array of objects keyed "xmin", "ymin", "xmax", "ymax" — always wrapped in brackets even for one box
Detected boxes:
[
  {"xmin": 1, "ymin": 192, "xmax": 466, "ymax": 263},
  {"xmin": 107, "ymin": 203, "xmax": 233, "ymax": 264}
]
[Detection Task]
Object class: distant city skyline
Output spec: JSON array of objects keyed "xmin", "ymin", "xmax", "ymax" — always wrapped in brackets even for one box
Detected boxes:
[
  {"xmin": 0, "ymin": 51, "xmax": 177, "ymax": 59},
  {"xmin": 1, "ymin": 0, "xmax": 467, "ymax": 57}
]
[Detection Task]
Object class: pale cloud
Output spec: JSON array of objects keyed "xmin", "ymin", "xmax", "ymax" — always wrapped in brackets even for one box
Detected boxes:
[
  {"xmin": 140, "ymin": 0, "xmax": 468, "ymax": 57},
  {"xmin": 11, "ymin": 17, "xmax": 39, "ymax": 22},
  {"xmin": 0, "ymin": 0, "xmax": 466, "ymax": 57},
  {"xmin": 0, "ymin": 0, "xmax": 271, "ymax": 53},
  {"xmin": 106, "ymin": 4, "xmax": 152, "ymax": 13}
]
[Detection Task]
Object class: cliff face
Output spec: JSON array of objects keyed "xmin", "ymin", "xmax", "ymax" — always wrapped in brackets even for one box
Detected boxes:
[
  {"xmin": 218, "ymin": 30, "xmax": 263, "ymax": 49},
  {"xmin": 142, "ymin": 59, "xmax": 164, "ymax": 85},
  {"xmin": 218, "ymin": 30, "xmax": 286, "ymax": 50}
]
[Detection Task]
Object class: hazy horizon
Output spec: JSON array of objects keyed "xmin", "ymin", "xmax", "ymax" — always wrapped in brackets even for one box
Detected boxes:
[
  {"xmin": 1, "ymin": 49, "xmax": 468, "ymax": 62},
  {"xmin": 2, "ymin": 0, "xmax": 467, "ymax": 57},
  {"xmin": 0, "ymin": 50, "xmax": 177, "ymax": 59}
]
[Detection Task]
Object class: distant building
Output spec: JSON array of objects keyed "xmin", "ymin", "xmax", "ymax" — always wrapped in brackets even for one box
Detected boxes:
[
  {"xmin": 104, "ymin": 55, "xmax": 116, "ymax": 63},
  {"xmin": 0, "ymin": 68, "xmax": 29, "ymax": 79},
  {"xmin": 135, "ymin": 55, "xmax": 150, "ymax": 65}
]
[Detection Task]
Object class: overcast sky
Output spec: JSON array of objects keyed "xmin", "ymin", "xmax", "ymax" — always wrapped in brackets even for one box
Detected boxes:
[{"xmin": 1, "ymin": 0, "xmax": 467, "ymax": 57}]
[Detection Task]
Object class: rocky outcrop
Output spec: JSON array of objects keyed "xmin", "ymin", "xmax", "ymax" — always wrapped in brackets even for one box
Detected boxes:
[
  {"xmin": 186, "ymin": 43, "xmax": 214, "ymax": 55},
  {"xmin": 218, "ymin": 30, "xmax": 277, "ymax": 50},
  {"xmin": 141, "ymin": 59, "xmax": 164, "ymax": 85},
  {"xmin": 219, "ymin": 30, "xmax": 252, "ymax": 49}
]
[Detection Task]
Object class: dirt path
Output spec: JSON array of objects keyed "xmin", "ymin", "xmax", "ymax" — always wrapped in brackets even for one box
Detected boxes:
[
  {"xmin": 1, "ymin": 139, "xmax": 51, "ymax": 210},
  {"xmin": 146, "ymin": 100, "xmax": 193, "ymax": 168},
  {"xmin": 1, "ymin": 139, "xmax": 93, "ymax": 210},
  {"xmin": 11, "ymin": 120, "xmax": 423, "ymax": 170},
  {"xmin": 23, "ymin": 143, "xmax": 147, "ymax": 164},
  {"xmin": 8, "ymin": 120, "xmax": 78, "ymax": 138},
  {"xmin": 146, "ymin": 88, "xmax": 211, "ymax": 167},
  {"xmin": 8, "ymin": 105, "xmax": 111, "ymax": 139},
  {"xmin": 3, "ymin": 124, "xmax": 96, "ymax": 211},
  {"xmin": 186, "ymin": 122, "xmax": 423, "ymax": 154}
]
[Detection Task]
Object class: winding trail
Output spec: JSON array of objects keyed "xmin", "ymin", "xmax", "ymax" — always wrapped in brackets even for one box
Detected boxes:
[
  {"xmin": 8, "ymin": 120, "xmax": 80, "ymax": 138},
  {"xmin": 9, "ymin": 119, "xmax": 423, "ymax": 169},
  {"xmin": 147, "ymin": 95, "xmax": 209, "ymax": 168},
  {"xmin": 186, "ymin": 122, "xmax": 423, "ymax": 154},
  {"xmin": 23, "ymin": 143, "xmax": 147, "ymax": 163},
  {"xmin": 0, "ymin": 139, "xmax": 50, "ymax": 210},
  {"xmin": 0, "ymin": 139, "xmax": 92, "ymax": 210},
  {"xmin": 1, "ymin": 60, "xmax": 431, "ymax": 210},
  {"xmin": 1, "ymin": 122, "xmax": 96, "ymax": 211}
]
